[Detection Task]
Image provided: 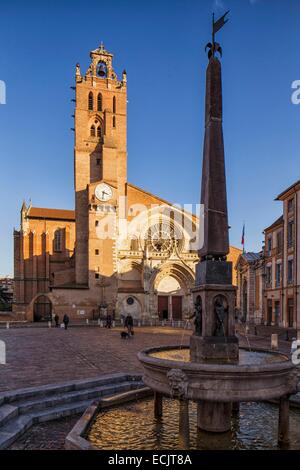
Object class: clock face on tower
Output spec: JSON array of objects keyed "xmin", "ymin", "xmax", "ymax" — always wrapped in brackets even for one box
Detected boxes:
[{"xmin": 95, "ymin": 183, "xmax": 113, "ymax": 202}]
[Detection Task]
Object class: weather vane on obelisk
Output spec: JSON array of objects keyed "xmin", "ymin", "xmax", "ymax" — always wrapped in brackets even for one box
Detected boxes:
[{"xmin": 205, "ymin": 10, "xmax": 229, "ymax": 58}]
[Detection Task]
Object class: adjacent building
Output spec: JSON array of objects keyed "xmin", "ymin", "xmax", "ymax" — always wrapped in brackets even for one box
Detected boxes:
[
  {"xmin": 236, "ymin": 180, "xmax": 300, "ymax": 328},
  {"xmin": 0, "ymin": 277, "xmax": 14, "ymax": 311}
]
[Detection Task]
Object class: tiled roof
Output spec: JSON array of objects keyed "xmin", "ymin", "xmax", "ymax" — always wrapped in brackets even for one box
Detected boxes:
[
  {"xmin": 27, "ymin": 207, "xmax": 75, "ymax": 221},
  {"xmin": 264, "ymin": 215, "xmax": 283, "ymax": 232},
  {"xmin": 275, "ymin": 180, "xmax": 300, "ymax": 201},
  {"xmin": 242, "ymin": 252, "xmax": 261, "ymax": 262}
]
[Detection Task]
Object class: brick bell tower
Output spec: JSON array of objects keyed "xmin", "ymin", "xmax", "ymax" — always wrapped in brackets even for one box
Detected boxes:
[{"xmin": 74, "ymin": 43, "xmax": 127, "ymax": 289}]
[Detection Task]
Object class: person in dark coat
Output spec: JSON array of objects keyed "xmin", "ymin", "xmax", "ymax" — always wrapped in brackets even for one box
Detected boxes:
[
  {"xmin": 63, "ymin": 314, "xmax": 70, "ymax": 330},
  {"xmin": 106, "ymin": 313, "xmax": 112, "ymax": 328},
  {"xmin": 124, "ymin": 314, "xmax": 134, "ymax": 336},
  {"xmin": 54, "ymin": 314, "xmax": 59, "ymax": 328}
]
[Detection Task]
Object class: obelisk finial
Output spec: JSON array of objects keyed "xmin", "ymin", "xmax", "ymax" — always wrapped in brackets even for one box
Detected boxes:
[{"xmin": 205, "ymin": 10, "xmax": 229, "ymax": 59}]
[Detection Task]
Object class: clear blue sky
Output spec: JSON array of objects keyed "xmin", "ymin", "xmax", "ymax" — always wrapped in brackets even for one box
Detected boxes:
[{"xmin": 0, "ymin": 0, "xmax": 299, "ymax": 276}]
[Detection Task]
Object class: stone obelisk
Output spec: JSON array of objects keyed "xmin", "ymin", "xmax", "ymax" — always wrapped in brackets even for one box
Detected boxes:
[
  {"xmin": 191, "ymin": 13, "xmax": 238, "ymax": 363},
  {"xmin": 191, "ymin": 12, "xmax": 238, "ymax": 432}
]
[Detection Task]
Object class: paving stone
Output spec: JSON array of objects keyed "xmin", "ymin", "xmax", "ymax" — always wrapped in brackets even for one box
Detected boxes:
[
  {"xmin": 0, "ymin": 327, "xmax": 191, "ymax": 392},
  {"xmin": 0, "ymin": 326, "xmax": 296, "ymax": 450}
]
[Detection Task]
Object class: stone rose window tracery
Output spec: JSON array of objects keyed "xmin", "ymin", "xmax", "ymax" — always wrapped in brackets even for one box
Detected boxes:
[{"xmin": 147, "ymin": 222, "xmax": 183, "ymax": 254}]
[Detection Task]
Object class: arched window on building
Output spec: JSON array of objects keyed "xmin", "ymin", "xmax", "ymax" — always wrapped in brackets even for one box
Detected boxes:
[
  {"xmin": 88, "ymin": 92, "xmax": 94, "ymax": 110},
  {"xmin": 90, "ymin": 125, "xmax": 96, "ymax": 137},
  {"xmin": 54, "ymin": 229, "xmax": 63, "ymax": 252},
  {"xmin": 97, "ymin": 126, "xmax": 101, "ymax": 138},
  {"xmin": 97, "ymin": 93, "xmax": 102, "ymax": 112},
  {"xmin": 112, "ymin": 116, "xmax": 116, "ymax": 128},
  {"xmin": 130, "ymin": 238, "xmax": 139, "ymax": 251},
  {"xmin": 113, "ymin": 96, "xmax": 116, "ymax": 114}
]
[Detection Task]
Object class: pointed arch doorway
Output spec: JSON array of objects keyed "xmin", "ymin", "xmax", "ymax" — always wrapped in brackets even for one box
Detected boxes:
[
  {"xmin": 33, "ymin": 295, "xmax": 52, "ymax": 322},
  {"xmin": 156, "ymin": 276, "xmax": 183, "ymax": 321}
]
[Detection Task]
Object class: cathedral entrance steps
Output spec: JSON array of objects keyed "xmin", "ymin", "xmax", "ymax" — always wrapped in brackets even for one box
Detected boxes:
[{"xmin": 0, "ymin": 372, "xmax": 143, "ymax": 449}]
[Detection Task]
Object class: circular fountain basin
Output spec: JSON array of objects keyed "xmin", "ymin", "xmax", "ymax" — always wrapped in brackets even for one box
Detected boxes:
[{"xmin": 138, "ymin": 346, "xmax": 298, "ymax": 402}]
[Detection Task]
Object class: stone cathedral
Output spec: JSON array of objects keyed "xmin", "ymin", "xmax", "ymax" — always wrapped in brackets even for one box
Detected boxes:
[{"xmin": 13, "ymin": 44, "xmax": 240, "ymax": 322}]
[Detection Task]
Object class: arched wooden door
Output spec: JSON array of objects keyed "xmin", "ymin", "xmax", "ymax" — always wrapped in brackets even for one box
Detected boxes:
[{"xmin": 33, "ymin": 295, "xmax": 52, "ymax": 322}]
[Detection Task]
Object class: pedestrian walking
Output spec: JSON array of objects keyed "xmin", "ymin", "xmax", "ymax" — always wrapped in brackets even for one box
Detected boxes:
[
  {"xmin": 54, "ymin": 313, "xmax": 59, "ymax": 328},
  {"xmin": 63, "ymin": 314, "xmax": 70, "ymax": 330},
  {"xmin": 106, "ymin": 313, "xmax": 112, "ymax": 328},
  {"xmin": 124, "ymin": 314, "xmax": 134, "ymax": 336}
]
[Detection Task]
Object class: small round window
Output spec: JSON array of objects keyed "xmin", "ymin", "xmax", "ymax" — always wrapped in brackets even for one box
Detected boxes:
[{"xmin": 127, "ymin": 297, "xmax": 134, "ymax": 305}]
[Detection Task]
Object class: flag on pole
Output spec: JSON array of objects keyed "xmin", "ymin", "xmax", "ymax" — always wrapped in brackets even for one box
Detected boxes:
[
  {"xmin": 241, "ymin": 223, "xmax": 245, "ymax": 253},
  {"xmin": 213, "ymin": 10, "xmax": 230, "ymax": 34}
]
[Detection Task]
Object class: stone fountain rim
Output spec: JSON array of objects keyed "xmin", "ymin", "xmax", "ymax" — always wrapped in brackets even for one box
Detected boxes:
[{"xmin": 137, "ymin": 344, "xmax": 293, "ymax": 373}]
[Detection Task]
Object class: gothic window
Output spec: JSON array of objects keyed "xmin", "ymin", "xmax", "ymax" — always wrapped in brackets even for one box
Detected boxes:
[
  {"xmin": 97, "ymin": 126, "xmax": 101, "ymax": 138},
  {"xmin": 97, "ymin": 93, "xmax": 102, "ymax": 112},
  {"xmin": 90, "ymin": 125, "xmax": 96, "ymax": 137},
  {"xmin": 113, "ymin": 96, "xmax": 116, "ymax": 113},
  {"xmin": 130, "ymin": 238, "xmax": 139, "ymax": 251},
  {"xmin": 88, "ymin": 92, "xmax": 94, "ymax": 110},
  {"xmin": 147, "ymin": 221, "xmax": 183, "ymax": 254},
  {"xmin": 54, "ymin": 229, "xmax": 63, "ymax": 252}
]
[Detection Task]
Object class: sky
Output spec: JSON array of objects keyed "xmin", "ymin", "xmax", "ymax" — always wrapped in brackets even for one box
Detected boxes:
[{"xmin": 0, "ymin": 0, "xmax": 299, "ymax": 276}]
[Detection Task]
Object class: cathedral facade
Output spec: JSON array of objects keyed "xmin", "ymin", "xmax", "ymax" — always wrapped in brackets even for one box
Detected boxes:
[{"xmin": 13, "ymin": 44, "xmax": 240, "ymax": 322}]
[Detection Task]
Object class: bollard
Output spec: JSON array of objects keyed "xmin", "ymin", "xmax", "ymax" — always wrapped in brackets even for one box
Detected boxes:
[
  {"xmin": 286, "ymin": 330, "xmax": 289, "ymax": 342},
  {"xmin": 100, "ymin": 320, "xmax": 103, "ymax": 327},
  {"xmin": 86, "ymin": 319, "xmax": 89, "ymax": 325},
  {"xmin": 271, "ymin": 333, "xmax": 278, "ymax": 350},
  {"xmin": 48, "ymin": 321, "xmax": 51, "ymax": 328},
  {"xmin": 6, "ymin": 322, "xmax": 9, "ymax": 329},
  {"xmin": 97, "ymin": 318, "xmax": 101, "ymax": 326},
  {"xmin": 138, "ymin": 321, "xmax": 141, "ymax": 328},
  {"xmin": 112, "ymin": 321, "xmax": 115, "ymax": 328},
  {"xmin": 278, "ymin": 395, "xmax": 290, "ymax": 446}
]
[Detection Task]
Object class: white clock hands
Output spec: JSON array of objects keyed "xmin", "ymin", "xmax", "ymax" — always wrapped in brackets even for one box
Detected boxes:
[{"xmin": 95, "ymin": 183, "xmax": 113, "ymax": 202}]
